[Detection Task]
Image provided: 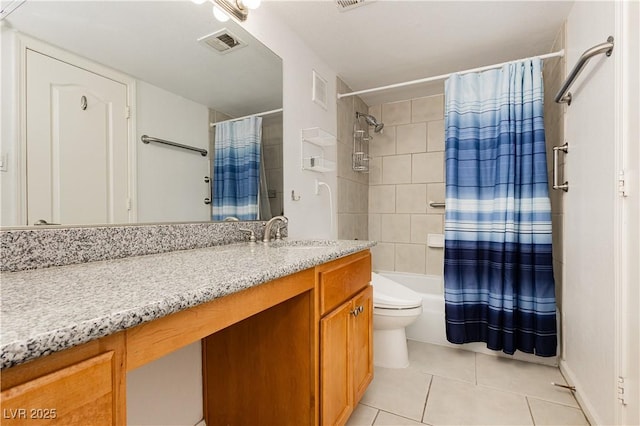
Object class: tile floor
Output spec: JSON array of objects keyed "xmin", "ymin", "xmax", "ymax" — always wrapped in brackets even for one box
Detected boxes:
[{"xmin": 347, "ymin": 341, "xmax": 590, "ymax": 426}]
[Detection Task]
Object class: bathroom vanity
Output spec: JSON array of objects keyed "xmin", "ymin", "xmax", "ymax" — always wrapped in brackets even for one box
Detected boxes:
[{"xmin": 0, "ymin": 235, "xmax": 373, "ymax": 426}]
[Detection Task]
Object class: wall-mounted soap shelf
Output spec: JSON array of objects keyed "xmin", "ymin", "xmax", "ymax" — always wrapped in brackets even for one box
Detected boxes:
[{"xmin": 301, "ymin": 127, "xmax": 336, "ymax": 173}]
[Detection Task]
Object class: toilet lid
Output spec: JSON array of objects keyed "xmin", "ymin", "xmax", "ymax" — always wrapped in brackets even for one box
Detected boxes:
[{"xmin": 371, "ymin": 273, "xmax": 423, "ymax": 309}]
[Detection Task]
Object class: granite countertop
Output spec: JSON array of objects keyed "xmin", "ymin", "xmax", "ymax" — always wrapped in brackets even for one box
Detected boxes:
[{"xmin": 0, "ymin": 239, "xmax": 375, "ymax": 370}]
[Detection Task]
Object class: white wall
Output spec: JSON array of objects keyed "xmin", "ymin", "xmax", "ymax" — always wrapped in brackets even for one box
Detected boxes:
[
  {"xmin": 127, "ymin": 82, "xmax": 210, "ymax": 425},
  {"xmin": 560, "ymin": 2, "xmax": 629, "ymax": 425},
  {"xmin": 127, "ymin": 343, "xmax": 203, "ymax": 425},
  {"xmin": 244, "ymin": 6, "xmax": 338, "ymax": 239},
  {"xmin": 136, "ymin": 81, "xmax": 211, "ymax": 223}
]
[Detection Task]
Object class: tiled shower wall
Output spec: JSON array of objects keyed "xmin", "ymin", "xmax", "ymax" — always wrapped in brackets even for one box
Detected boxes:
[
  {"xmin": 262, "ymin": 113, "xmax": 284, "ymax": 217},
  {"xmin": 368, "ymin": 94, "xmax": 446, "ymax": 275},
  {"xmin": 336, "ymin": 78, "xmax": 369, "ymax": 240},
  {"xmin": 543, "ymin": 25, "xmax": 566, "ymax": 315}
]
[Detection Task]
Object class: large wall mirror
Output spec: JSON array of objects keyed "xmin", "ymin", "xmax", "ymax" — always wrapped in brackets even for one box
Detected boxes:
[{"xmin": 0, "ymin": 0, "xmax": 283, "ymax": 227}]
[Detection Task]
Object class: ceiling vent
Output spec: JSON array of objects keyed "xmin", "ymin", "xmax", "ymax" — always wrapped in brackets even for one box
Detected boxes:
[
  {"xmin": 198, "ymin": 29, "xmax": 246, "ymax": 55},
  {"xmin": 335, "ymin": 0, "xmax": 372, "ymax": 12}
]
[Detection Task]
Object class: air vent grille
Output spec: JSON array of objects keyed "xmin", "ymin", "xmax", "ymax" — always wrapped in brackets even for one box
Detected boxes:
[
  {"xmin": 335, "ymin": 0, "xmax": 369, "ymax": 12},
  {"xmin": 197, "ymin": 29, "xmax": 247, "ymax": 55}
]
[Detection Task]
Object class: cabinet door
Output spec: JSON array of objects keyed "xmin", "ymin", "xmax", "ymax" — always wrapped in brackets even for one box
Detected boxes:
[
  {"xmin": 351, "ymin": 285, "xmax": 373, "ymax": 404},
  {"xmin": 0, "ymin": 352, "xmax": 115, "ymax": 425},
  {"xmin": 320, "ymin": 299, "xmax": 353, "ymax": 426}
]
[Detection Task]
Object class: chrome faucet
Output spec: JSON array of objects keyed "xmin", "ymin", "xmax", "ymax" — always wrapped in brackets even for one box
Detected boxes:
[{"xmin": 263, "ymin": 216, "xmax": 288, "ymax": 242}]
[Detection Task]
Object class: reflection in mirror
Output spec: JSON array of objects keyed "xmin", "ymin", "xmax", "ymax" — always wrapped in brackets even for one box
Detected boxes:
[{"xmin": 0, "ymin": 0, "xmax": 283, "ymax": 227}]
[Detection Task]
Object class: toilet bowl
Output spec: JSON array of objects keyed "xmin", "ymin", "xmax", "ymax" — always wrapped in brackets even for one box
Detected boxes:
[{"xmin": 371, "ymin": 272, "xmax": 423, "ymax": 368}]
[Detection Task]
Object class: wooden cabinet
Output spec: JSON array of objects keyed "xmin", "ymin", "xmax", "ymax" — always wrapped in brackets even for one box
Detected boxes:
[
  {"xmin": 0, "ymin": 250, "xmax": 372, "ymax": 426},
  {"xmin": 0, "ymin": 333, "xmax": 125, "ymax": 426},
  {"xmin": 318, "ymin": 251, "xmax": 373, "ymax": 426}
]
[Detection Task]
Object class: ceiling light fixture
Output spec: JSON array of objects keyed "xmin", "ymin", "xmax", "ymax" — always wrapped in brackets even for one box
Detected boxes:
[{"xmin": 211, "ymin": 0, "xmax": 249, "ymax": 22}]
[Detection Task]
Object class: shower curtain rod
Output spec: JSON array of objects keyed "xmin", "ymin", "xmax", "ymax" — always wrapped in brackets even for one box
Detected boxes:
[
  {"xmin": 209, "ymin": 108, "xmax": 283, "ymax": 127},
  {"xmin": 337, "ymin": 50, "xmax": 565, "ymax": 99}
]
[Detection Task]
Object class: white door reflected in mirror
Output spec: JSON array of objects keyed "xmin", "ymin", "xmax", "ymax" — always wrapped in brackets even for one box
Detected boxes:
[{"xmin": 26, "ymin": 50, "xmax": 130, "ymax": 226}]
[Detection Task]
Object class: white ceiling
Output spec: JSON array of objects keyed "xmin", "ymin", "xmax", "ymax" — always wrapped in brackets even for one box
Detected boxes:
[
  {"xmin": 264, "ymin": 0, "xmax": 574, "ymax": 106},
  {"xmin": 3, "ymin": 1, "xmax": 283, "ymax": 117}
]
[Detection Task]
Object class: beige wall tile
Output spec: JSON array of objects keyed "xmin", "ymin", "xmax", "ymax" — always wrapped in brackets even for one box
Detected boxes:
[
  {"xmin": 354, "ymin": 97, "xmax": 369, "ymax": 118},
  {"xmin": 369, "ymin": 104, "xmax": 381, "ymax": 121},
  {"xmin": 427, "ymin": 183, "xmax": 446, "ymax": 213},
  {"xmin": 371, "ymin": 242, "xmax": 395, "ymax": 271},
  {"xmin": 338, "ymin": 177, "xmax": 349, "ymax": 214},
  {"xmin": 395, "ymin": 244, "xmax": 426, "ymax": 274},
  {"xmin": 338, "ymin": 213, "xmax": 356, "ymax": 240},
  {"xmin": 336, "ymin": 141, "xmax": 351, "ymax": 179},
  {"xmin": 383, "ymin": 155, "xmax": 412, "ymax": 184},
  {"xmin": 426, "ymin": 247, "xmax": 444, "ymax": 276},
  {"xmin": 354, "ymin": 213, "xmax": 368, "ymax": 240},
  {"xmin": 381, "ymin": 214, "xmax": 411, "ymax": 243},
  {"xmin": 412, "ymin": 152, "xmax": 444, "ymax": 183},
  {"xmin": 382, "ymin": 100, "xmax": 411, "ymax": 126},
  {"xmin": 397, "ymin": 123, "xmax": 427, "ymax": 154},
  {"xmin": 369, "ymin": 185, "xmax": 396, "ymax": 213},
  {"xmin": 346, "ymin": 180, "xmax": 358, "ymax": 213},
  {"xmin": 337, "ymin": 100, "xmax": 353, "ymax": 145},
  {"xmin": 370, "ymin": 126, "xmax": 396, "ymax": 157},
  {"xmin": 412, "ymin": 95, "xmax": 444, "ymax": 123},
  {"xmin": 396, "ymin": 184, "xmax": 427, "ymax": 214},
  {"xmin": 427, "ymin": 120, "xmax": 445, "ymax": 152},
  {"xmin": 411, "ymin": 214, "xmax": 443, "ymax": 243},
  {"xmin": 339, "ymin": 213, "xmax": 369, "ymax": 241},
  {"xmin": 369, "ymin": 213, "xmax": 381, "ymax": 241},
  {"xmin": 369, "ymin": 157, "xmax": 382, "ymax": 185}
]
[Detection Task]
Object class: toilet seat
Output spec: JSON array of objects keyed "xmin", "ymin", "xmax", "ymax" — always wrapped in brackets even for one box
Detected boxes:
[{"xmin": 371, "ymin": 273, "xmax": 422, "ymax": 310}]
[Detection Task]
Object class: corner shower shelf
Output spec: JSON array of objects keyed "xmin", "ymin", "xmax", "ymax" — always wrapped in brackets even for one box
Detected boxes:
[
  {"xmin": 301, "ymin": 127, "xmax": 336, "ymax": 147},
  {"xmin": 301, "ymin": 127, "xmax": 336, "ymax": 173},
  {"xmin": 302, "ymin": 157, "xmax": 336, "ymax": 173}
]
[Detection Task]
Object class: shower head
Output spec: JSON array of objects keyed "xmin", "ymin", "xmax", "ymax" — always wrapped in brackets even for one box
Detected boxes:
[{"xmin": 356, "ymin": 112, "xmax": 384, "ymax": 133}]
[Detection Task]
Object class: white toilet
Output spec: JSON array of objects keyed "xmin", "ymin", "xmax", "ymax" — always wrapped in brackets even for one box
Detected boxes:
[{"xmin": 371, "ymin": 272, "xmax": 423, "ymax": 368}]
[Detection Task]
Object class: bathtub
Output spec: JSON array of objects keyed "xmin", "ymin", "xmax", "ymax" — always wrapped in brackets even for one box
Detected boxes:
[{"xmin": 377, "ymin": 271, "xmax": 559, "ymax": 367}]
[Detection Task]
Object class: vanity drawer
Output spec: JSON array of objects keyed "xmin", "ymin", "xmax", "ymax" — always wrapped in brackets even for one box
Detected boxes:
[{"xmin": 318, "ymin": 251, "xmax": 371, "ymax": 316}]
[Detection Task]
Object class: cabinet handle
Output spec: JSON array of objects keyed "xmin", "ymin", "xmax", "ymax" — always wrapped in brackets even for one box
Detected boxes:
[{"xmin": 350, "ymin": 305, "xmax": 364, "ymax": 317}]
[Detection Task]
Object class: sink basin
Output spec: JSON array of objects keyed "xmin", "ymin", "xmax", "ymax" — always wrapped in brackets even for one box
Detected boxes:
[{"xmin": 266, "ymin": 240, "xmax": 340, "ymax": 249}]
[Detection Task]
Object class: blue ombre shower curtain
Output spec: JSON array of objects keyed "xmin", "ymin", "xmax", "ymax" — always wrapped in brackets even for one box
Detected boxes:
[
  {"xmin": 212, "ymin": 117, "xmax": 262, "ymax": 221},
  {"xmin": 444, "ymin": 58, "xmax": 557, "ymax": 357}
]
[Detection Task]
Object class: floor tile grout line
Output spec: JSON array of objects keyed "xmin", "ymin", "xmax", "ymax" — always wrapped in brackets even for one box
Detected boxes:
[
  {"xmin": 370, "ymin": 407, "xmax": 380, "ymax": 426},
  {"xmin": 377, "ymin": 408, "xmax": 424, "ymax": 425},
  {"xmin": 473, "ymin": 381, "xmax": 582, "ymax": 408},
  {"xmin": 367, "ymin": 342, "xmax": 588, "ymax": 424},
  {"xmin": 474, "ymin": 351, "xmax": 478, "ymax": 385},
  {"xmin": 421, "ymin": 374, "xmax": 434, "ymax": 423},
  {"xmin": 525, "ymin": 395, "xmax": 537, "ymax": 426},
  {"xmin": 419, "ymin": 370, "xmax": 583, "ymax": 412}
]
